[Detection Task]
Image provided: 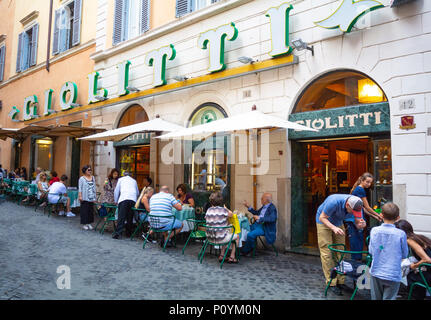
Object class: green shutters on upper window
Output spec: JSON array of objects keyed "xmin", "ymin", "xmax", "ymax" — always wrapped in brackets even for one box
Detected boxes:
[
  {"xmin": 52, "ymin": 0, "xmax": 82, "ymax": 55},
  {"xmin": 16, "ymin": 23, "xmax": 39, "ymax": 73},
  {"xmin": 113, "ymin": 0, "xmax": 151, "ymax": 46},
  {"xmin": 0, "ymin": 45, "xmax": 5, "ymax": 82}
]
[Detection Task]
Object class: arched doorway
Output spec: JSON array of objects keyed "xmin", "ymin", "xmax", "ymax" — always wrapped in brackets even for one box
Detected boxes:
[
  {"xmin": 184, "ymin": 102, "xmax": 230, "ymax": 216},
  {"xmin": 288, "ymin": 70, "xmax": 392, "ymax": 250},
  {"xmin": 115, "ymin": 104, "xmax": 150, "ymax": 190}
]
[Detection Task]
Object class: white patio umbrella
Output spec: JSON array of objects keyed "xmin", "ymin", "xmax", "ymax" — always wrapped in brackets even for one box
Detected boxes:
[
  {"xmin": 79, "ymin": 117, "xmax": 185, "ymax": 190},
  {"xmin": 155, "ymin": 108, "xmax": 318, "ymax": 208},
  {"xmin": 156, "ymin": 109, "xmax": 317, "ymax": 140},
  {"xmin": 80, "ymin": 117, "xmax": 184, "ymax": 142}
]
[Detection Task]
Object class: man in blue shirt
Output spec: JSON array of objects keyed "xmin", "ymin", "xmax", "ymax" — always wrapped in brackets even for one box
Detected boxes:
[
  {"xmin": 369, "ymin": 202, "xmax": 408, "ymax": 300},
  {"xmin": 316, "ymin": 194, "xmax": 366, "ymax": 296},
  {"xmin": 241, "ymin": 193, "xmax": 277, "ymax": 255}
]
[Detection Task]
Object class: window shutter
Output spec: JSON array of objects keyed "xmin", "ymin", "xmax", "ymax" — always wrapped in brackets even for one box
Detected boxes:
[
  {"xmin": 30, "ymin": 23, "xmax": 39, "ymax": 66},
  {"xmin": 52, "ymin": 9, "xmax": 61, "ymax": 55},
  {"xmin": 72, "ymin": 0, "xmax": 82, "ymax": 46},
  {"xmin": 16, "ymin": 32, "xmax": 23, "ymax": 72},
  {"xmin": 140, "ymin": 0, "xmax": 150, "ymax": 34},
  {"xmin": 0, "ymin": 46, "xmax": 5, "ymax": 81},
  {"xmin": 21, "ymin": 31, "xmax": 30, "ymax": 71},
  {"xmin": 113, "ymin": 0, "xmax": 124, "ymax": 45},
  {"xmin": 176, "ymin": 0, "xmax": 191, "ymax": 18}
]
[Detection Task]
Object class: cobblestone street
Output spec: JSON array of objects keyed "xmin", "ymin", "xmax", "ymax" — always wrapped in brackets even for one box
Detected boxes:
[{"xmin": 0, "ymin": 201, "xmax": 371, "ymax": 300}]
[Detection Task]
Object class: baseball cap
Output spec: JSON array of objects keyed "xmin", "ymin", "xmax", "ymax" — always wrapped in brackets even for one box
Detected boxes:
[{"xmin": 347, "ymin": 196, "xmax": 363, "ymax": 218}]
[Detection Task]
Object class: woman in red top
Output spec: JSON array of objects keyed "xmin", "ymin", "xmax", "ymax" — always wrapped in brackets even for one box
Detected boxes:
[{"xmin": 49, "ymin": 171, "xmax": 60, "ymax": 185}]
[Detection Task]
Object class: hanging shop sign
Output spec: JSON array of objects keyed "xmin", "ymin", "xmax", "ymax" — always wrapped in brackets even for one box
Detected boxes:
[
  {"xmin": 288, "ymin": 103, "xmax": 390, "ymax": 139},
  {"xmin": 113, "ymin": 132, "xmax": 151, "ymax": 147},
  {"xmin": 7, "ymin": 1, "xmax": 388, "ymax": 122}
]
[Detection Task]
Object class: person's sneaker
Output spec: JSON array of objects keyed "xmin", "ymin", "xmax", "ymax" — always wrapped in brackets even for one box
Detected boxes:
[
  {"xmin": 66, "ymin": 212, "xmax": 75, "ymax": 217},
  {"xmin": 112, "ymin": 233, "xmax": 120, "ymax": 240},
  {"xmin": 82, "ymin": 225, "xmax": 89, "ymax": 230},
  {"xmin": 87, "ymin": 224, "xmax": 93, "ymax": 230},
  {"xmin": 329, "ymin": 286, "xmax": 343, "ymax": 296},
  {"xmin": 58, "ymin": 211, "xmax": 65, "ymax": 216}
]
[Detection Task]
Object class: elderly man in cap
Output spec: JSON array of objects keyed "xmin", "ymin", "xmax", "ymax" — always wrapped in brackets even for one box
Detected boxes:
[
  {"xmin": 316, "ymin": 194, "xmax": 366, "ymax": 296},
  {"xmin": 242, "ymin": 193, "xmax": 278, "ymax": 255},
  {"xmin": 112, "ymin": 171, "xmax": 139, "ymax": 239}
]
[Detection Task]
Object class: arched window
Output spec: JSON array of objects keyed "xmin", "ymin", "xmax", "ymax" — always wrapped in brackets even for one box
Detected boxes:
[
  {"xmin": 294, "ymin": 70, "xmax": 387, "ymax": 113},
  {"xmin": 117, "ymin": 104, "xmax": 149, "ymax": 128},
  {"xmin": 188, "ymin": 102, "xmax": 228, "ymax": 127}
]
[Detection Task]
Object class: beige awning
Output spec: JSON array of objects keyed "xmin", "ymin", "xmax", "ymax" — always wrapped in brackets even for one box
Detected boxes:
[
  {"xmin": 156, "ymin": 109, "xmax": 318, "ymax": 140},
  {"xmin": 79, "ymin": 117, "xmax": 184, "ymax": 142}
]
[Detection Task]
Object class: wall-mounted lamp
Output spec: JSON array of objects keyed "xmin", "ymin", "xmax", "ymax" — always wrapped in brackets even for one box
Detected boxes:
[
  {"xmin": 126, "ymin": 86, "xmax": 140, "ymax": 92},
  {"xmin": 95, "ymin": 96, "xmax": 108, "ymax": 101},
  {"xmin": 238, "ymin": 56, "xmax": 255, "ymax": 64},
  {"xmin": 70, "ymin": 103, "xmax": 82, "ymax": 108},
  {"xmin": 291, "ymin": 38, "xmax": 314, "ymax": 56},
  {"xmin": 173, "ymin": 75, "xmax": 188, "ymax": 82}
]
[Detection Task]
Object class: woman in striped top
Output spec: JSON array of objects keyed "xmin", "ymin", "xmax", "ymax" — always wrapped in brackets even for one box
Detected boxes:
[{"xmin": 205, "ymin": 192, "xmax": 239, "ymax": 264}]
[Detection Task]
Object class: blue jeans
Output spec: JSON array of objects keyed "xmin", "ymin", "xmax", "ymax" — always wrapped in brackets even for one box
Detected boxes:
[
  {"xmin": 346, "ymin": 221, "xmax": 364, "ymax": 261},
  {"xmin": 242, "ymin": 223, "xmax": 265, "ymax": 254}
]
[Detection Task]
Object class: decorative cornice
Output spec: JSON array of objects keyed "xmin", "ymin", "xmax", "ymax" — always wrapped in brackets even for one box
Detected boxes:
[{"xmin": 20, "ymin": 10, "xmax": 39, "ymax": 26}]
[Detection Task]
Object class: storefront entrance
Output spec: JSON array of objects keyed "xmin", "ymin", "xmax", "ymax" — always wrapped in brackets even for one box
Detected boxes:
[
  {"xmin": 115, "ymin": 104, "xmax": 150, "ymax": 190},
  {"xmin": 117, "ymin": 145, "xmax": 150, "ymax": 190},
  {"xmin": 289, "ymin": 70, "xmax": 393, "ymax": 250}
]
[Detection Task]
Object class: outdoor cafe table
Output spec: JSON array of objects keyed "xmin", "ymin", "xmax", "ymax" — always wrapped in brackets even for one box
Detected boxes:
[
  {"xmin": 172, "ymin": 206, "xmax": 195, "ymax": 232},
  {"xmin": 67, "ymin": 189, "xmax": 80, "ymax": 208}
]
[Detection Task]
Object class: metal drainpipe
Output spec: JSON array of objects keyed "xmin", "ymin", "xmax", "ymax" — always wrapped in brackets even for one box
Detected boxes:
[{"xmin": 46, "ymin": 0, "xmax": 54, "ymax": 72}]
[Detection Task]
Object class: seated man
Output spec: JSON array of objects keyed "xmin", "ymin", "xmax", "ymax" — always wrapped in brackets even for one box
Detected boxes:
[
  {"xmin": 149, "ymin": 185, "xmax": 183, "ymax": 247},
  {"xmin": 47, "ymin": 174, "xmax": 75, "ymax": 217},
  {"xmin": 241, "ymin": 193, "xmax": 277, "ymax": 255}
]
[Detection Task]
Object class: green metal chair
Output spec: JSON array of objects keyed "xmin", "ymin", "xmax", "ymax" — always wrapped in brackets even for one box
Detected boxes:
[
  {"xmin": 199, "ymin": 224, "xmax": 239, "ymax": 269},
  {"xmin": 143, "ymin": 214, "xmax": 179, "ymax": 252},
  {"xmin": 22, "ymin": 183, "xmax": 39, "ymax": 206},
  {"xmin": 182, "ymin": 218, "xmax": 206, "ymax": 254},
  {"xmin": 324, "ymin": 243, "xmax": 372, "ymax": 300},
  {"xmin": 44, "ymin": 193, "xmax": 65, "ymax": 217},
  {"xmin": 95, "ymin": 203, "xmax": 118, "ymax": 234},
  {"xmin": 408, "ymin": 263, "xmax": 431, "ymax": 300},
  {"xmin": 130, "ymin": 207, "xmax": 149, "ymax": 241},
  {"xmin": 15, "ymin": 181, "xmax": 30, "ymax": 204}
]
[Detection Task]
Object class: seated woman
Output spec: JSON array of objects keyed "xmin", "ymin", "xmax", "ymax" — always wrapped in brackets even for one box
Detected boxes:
[
  {"xmin": 395, "ymin": 219, "xmax": 431, "ymax": 300},
  {"xmin": 176, "ymin": 183, "xmax": 195, "ymax": 207},
  {"xmin": 205, "ymin": 191, "xmax": 239, "ymax": 264},
  {"xmin": 37, "ymin": 172, "xmax": 49, "ymax": 204},
  {"xmin": 138, "ymin": 187, "xmax": 154, "ymax": 221}
]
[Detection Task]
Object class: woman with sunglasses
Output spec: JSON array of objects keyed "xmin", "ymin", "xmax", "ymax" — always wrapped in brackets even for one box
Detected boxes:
[{"xmin": 79, "ymin": 165, "xmax": 97, "ymax": 230}]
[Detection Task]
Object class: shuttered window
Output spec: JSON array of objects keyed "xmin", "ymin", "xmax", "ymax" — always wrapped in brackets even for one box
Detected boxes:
[
  {"xmin": 176, "ymin": 0, "xmax": 218, "ymax": 18},
  {"xmin": 176, "ymin": 0, "xmax": 191, "ymax": 17},
  {"xmin": 113, "ymin": 0, "xmax": 151, "ymax": 46},
  {"xmin": 16, "ymin": 23, "xmax": 39, "ymax": 73},
  {"xmin": 0, "ymin": 45, "xmax": 5, "ymax": 82},
  {"xmin": 141, "ymin": 0, "xmax": 150, "ymax": 34},
  {"xmin": 52, "ymin": 0, "xmax": 82, "ymax": 55}
]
